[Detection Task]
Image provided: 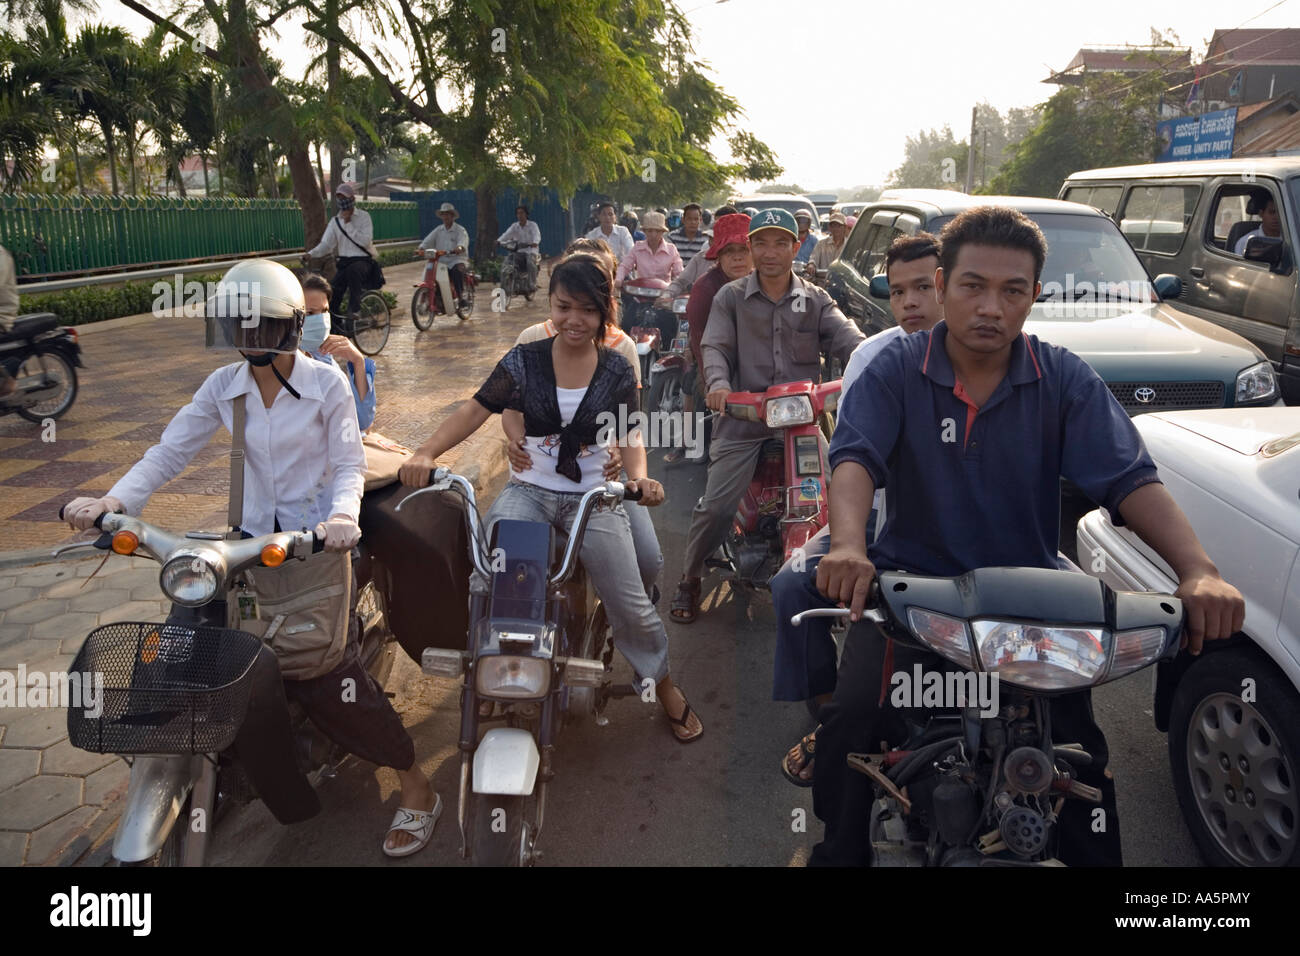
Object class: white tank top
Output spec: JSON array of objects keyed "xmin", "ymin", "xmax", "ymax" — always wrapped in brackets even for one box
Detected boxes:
[{"xmin": 517, "ymin": 386, "xmax": 612, "ymax": 492}]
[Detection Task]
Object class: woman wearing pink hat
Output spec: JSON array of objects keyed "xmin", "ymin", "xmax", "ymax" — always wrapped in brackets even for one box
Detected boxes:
[{"xmin": 662, "ymin": 213, "xmax": 752, "ymax": 464}]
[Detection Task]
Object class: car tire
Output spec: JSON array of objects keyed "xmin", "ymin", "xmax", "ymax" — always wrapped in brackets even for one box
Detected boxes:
[{"xmin": 1168, "ymin": 646, "xmax": 1300, "ymax": 866}]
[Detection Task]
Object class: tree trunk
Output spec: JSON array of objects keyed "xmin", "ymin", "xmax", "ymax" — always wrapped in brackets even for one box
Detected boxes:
[
  {"xmin": 326, "ymin": 0, "xmax": 343, "ymax": 197},
  {"xmin": 315, "ymin": 142, "xmax": 327, "ymax": 199},
  {"xmin": 201, "ymin": 151, "xmax": 210, "ymax": 195},
  {"xmin": 102, "ymin": 124, "xmax": 119, "ymax": 195},
  {"xmin": 70, "ymin": 138, "xmax": 85, "ymax": 195},
  {"xmin": 476, "ymin": 182, "xmax": 497, "ymax": 268},
  {"xmin": 363, "ymin": 155, "xmax": 370, "ymax": 199},
  {"xmin": 265, "ymin": 143, "xmax": 280, "ymax": 199}
]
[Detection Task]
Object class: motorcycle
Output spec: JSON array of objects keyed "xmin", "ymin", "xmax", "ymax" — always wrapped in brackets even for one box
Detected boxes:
[
  {"xmin": 497, "ymin": 240, "xmax": 539, "ymax": 310},
  {"xmin": 55, "ymin": 508, "xmax": 398, "ymax": 866},
  {"xmin": 412, "ymin": 248, "xmax": 476, "ymax": 329},
  {"xmin": 0, "ymin": 312, "xmax": 82, "ymax": 423},
  {"xmin": 406, "ymin": 467, "xmax": 645, "ymax": 866},
  {"xmin": 704, "ymin": 380, "xmax": 841, "ymax": 588},
  {"xmin": 792, "ymin": 567, "xmax": 1184, "ymax": 866},
  {"xmin": 645, "ymin": 297, "xmax": 692, "ymax": 418}
]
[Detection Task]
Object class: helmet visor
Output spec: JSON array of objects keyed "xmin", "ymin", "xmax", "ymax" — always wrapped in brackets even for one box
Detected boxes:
[{"xmin": 204, "ymin": 282, "xmax": 302, "ymax": 354}]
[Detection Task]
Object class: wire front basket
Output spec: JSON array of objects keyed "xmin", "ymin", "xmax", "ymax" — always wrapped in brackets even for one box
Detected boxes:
[{"xmin": 66, "ymin": 622, "xmax": 262, "ymax": 755}]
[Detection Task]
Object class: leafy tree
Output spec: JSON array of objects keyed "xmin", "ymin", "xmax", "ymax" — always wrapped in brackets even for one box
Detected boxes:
[{"xmin": 886, "ymin": 125, "xmax": 966, "ymax": 190}]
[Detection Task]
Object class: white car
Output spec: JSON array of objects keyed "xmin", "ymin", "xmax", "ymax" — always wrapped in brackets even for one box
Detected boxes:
[{"xmin": 1077, "ymin": 407, "xmax": 1300, "ymax": 866}]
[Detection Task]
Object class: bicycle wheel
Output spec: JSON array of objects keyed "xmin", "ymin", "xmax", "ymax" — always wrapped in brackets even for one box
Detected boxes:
[
  {"xmin": 353, "ymin": 291, "xmax": 391, "ymax": 355},
  {"xmin": 456, "ymin": 280, "xmax": 475, "ymax": 320},
  {"xmin": 411, "ymin": 287, "xmax": 433, "ymax": 331}
]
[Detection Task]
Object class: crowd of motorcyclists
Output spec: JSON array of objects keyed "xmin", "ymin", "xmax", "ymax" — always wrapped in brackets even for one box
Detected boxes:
[{"xmin": 46, "ymin": 179, "xmax": 1249, "ymax": 866}]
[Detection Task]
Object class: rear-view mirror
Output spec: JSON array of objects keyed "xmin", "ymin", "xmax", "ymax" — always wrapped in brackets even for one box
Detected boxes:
[
  {"xmin": 1152, "ymin": 274, "xmax": 1182, "ymax": 299},
  {"xmin": 868, "ymin": 274, "xmax": 890, "ymax": 299}
]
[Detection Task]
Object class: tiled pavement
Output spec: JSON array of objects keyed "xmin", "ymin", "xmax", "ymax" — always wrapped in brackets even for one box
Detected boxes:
[{"xmin": 0, "ymin": 258, "xmax": 549, "ymax": 864}]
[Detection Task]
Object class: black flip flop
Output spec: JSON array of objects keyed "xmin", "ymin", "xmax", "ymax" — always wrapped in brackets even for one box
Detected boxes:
[
  {"xmin": 667, "ymin": 692, "xmax": 704, "ymax": 744},
  {"xmin": 781, "ymin": 729, "xmax": 818, "ymax": 788}
]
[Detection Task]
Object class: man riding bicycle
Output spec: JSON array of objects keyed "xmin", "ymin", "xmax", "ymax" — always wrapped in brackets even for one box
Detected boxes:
[
  {"xmin": 418, "ymin": 202, "xmax": 471, "ymax": 307},
  {"xmin": 304, "ymin": 182, "xmax": 379, "ymax": 330}
]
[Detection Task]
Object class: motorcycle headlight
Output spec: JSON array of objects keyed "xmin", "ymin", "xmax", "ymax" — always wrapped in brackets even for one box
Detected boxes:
[
  {"xmin": 673, "ymin": 297, "xmax": 689, "ymax": 314},
  {"xmin": 475, "ymin": 655, "xmax": 551, "ymax": 700},
  {"xmin": 766, "ymin": 395, "xmax": 814, "ymax": 428},
  {"xmin": 159, "ymin": 554, "xmax": 221, "ymax": 606},
  {"xmin": 971, "ymin": 620, "xmax": 1108, "ymax": 690},
  {"xmin": 1236, "ymin": 361, "xmax": 1278, "ymax": 404},
  {"xmin": 906, "ymin": 608, "xmax": 975, "ymax": 670}
]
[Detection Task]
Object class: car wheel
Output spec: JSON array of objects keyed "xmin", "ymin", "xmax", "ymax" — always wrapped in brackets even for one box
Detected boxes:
[{"xmin": 1168, "ymin": 647, "xmax": 1300, "ymax": 866}]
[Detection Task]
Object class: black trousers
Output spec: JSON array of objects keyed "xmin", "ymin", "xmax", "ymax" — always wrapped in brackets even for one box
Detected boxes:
[
  {"xmin": 282, "ymin": 554, "xmax": 414, "ymax": 772},
  {"xmin": 448, "ymin": 262, "xmax": 466, "ymax": 299},
  {"xmin": 809, "ymin": 620, "xmax": 1123, "ymax": 867},
  {"xmin": 331, "ymin": 256, "xmax": 371, "ymax": 319}
]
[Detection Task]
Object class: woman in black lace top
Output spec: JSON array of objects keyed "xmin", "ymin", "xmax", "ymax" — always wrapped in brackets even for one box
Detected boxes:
[{"xmin": 400, "ymin": 256, "xmax": 704, "ymax": 743}]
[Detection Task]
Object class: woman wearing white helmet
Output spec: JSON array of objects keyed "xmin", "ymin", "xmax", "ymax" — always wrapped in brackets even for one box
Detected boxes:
[{"xmin": 62, "ymin": 258, "xmax": 441, "ymax": 858}]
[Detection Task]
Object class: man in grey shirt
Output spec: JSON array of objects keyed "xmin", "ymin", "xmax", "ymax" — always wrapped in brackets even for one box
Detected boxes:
[{"xmin": 670, "ymin": 209, "xmax": 865, "ymax": 623}]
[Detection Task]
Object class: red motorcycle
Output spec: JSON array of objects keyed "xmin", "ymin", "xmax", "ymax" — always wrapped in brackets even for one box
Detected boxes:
[
  {"xmin": 411, "ymin": 249, "xmax": 477, "ymax": 329},
  {"xmin": 705, "ymin": 380, "xmax": 841, "ymax": 588}
]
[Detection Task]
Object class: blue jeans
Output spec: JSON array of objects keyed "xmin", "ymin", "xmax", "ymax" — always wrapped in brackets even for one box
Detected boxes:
[
  {"xmin": 477, "ymin": 480, "xmax": 671, "ymax": 685},
  {"xmin": 624, "ymin": 497, "xmax": 663, "ymax": 599}
]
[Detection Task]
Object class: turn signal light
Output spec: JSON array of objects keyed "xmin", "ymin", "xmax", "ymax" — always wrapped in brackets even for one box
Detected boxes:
[
  {"xmin": 260, "ymin": 544, "xmax": 287, "ymax": 567},
  {"xmin": 111, "ymin": 531, "xmax": 139, "ymax": 555}
]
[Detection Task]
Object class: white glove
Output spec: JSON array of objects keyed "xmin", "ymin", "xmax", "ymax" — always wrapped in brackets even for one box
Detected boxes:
[
  {"xmin": 315, "ymin": 515, "xmax": 361, "ymax": 552},
  {"xmin": 64, "ymin": 495, "xmax": 124, "ymax": 531}
]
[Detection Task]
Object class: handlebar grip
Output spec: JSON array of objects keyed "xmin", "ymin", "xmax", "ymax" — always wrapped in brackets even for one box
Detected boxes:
[
  {"xmin": 623, "ymin": 486, "xmax": 644, "ymax": 502},
  {"xmin": 311, "ymin": 532, "xmax": 325, "ymax": 554}
]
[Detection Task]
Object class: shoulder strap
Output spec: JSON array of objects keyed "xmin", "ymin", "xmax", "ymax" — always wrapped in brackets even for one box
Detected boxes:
[
  {"xmin": 336, "ymin": 216, "xmax": 371, "ymax": 257},
  {"xmin": 227, "ymin": 393, "xmax": 247, "ymax": 539}
]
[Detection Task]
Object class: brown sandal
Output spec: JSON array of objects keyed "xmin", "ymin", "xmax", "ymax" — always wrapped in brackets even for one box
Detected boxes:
[{"xmin": 669, "ymin": 577, "xmax": 702, "ymax": 623}]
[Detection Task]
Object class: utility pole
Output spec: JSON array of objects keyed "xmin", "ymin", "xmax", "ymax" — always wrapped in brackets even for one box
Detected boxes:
[{"xmin": 965, "ymin": 106, "xmax": 977, "ymax": 194}]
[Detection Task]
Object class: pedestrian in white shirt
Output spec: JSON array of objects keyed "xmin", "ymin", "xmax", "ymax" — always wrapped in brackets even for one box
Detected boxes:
[
  {"xmin": 61, "ymin": 259, "xmax": 443, "ymax": 859},
  {"xmin": 304, "ymin": 182, "xmax": 378, "ymax": 325},
  {"xmin": 585, "ymin": 201, "xmax": 635, "ymax": 262},
  {"xmin": 418, "ymin": 202, "xmax": 472, "ymax": 306}
]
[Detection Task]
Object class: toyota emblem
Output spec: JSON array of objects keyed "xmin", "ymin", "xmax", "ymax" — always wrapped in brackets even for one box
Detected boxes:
[{"xmin": 1134, "ymin": 387, "xmax": 1157, "ymax": 404}]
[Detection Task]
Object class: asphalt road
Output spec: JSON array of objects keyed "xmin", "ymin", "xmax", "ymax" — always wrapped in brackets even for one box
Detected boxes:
[{"xmin": 215, "ymin": 463, "xmax": 1202, "ymax": 867}]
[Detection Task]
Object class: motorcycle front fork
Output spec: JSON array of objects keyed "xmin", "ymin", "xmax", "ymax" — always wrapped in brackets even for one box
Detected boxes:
[{"xmin": 180, "ymin": 755, "xmax": 219, "ymax": 866}]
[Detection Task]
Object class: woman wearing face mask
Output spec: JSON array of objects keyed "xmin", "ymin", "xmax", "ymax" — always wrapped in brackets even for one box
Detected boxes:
[
  {"xmin": 61, "ymin": 259, "xmax": 440, "ymax": 858},
  {"xmin": 300, "ymin": 273, "xmax": 376, "ymax": 432}
]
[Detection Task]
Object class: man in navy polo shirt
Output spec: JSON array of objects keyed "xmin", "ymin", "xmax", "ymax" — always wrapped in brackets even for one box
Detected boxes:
[{"xmin": 810, "ymin": 205, "xmax": 1245, "ymax": 866}]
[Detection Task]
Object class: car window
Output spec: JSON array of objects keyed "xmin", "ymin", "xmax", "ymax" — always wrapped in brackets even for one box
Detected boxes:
[
  {"xmin": 1205, "ymin": 181, "xmax": 1285, "ymax": 258},
  {"xmin": 1118, "ymin": 184, "xmax": 1199, "ymax": 255},
  {"xmin": 862, "ymin": 211, "xmax": 900, "ymax": 277},
  {"xmin": 840, "ymin": 216, "xmax": 874, "ymax": 275},
  {"xmin": 1063, "ymin": 185, "xmax": 1123, "ymax": 218}
]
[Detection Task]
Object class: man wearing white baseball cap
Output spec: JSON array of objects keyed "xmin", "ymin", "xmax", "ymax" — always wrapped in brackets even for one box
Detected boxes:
[{"xmin": 417, "ymin": 202, "xmax": 471, "ymax": 307}]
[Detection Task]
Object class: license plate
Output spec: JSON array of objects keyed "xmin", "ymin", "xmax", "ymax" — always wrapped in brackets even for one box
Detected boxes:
[{"xmin": 671, "ymin": 337, "xmax": 688, "ymax": 351}]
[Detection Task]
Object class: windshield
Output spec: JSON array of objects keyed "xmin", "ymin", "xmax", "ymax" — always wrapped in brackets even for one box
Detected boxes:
[
  {"xmin": 1028, "ymin": 213, "xmax": 1158, "ymax": 313},
  {"xmin": 1288, "ymin": 177, "xmax": 1300, "ymax": 237}
]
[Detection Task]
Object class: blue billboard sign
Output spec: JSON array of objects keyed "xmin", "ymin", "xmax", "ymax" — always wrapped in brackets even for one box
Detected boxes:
[{"xmin": 1156, "ymin": 108, "xmax": 1238, "ymax": 162}]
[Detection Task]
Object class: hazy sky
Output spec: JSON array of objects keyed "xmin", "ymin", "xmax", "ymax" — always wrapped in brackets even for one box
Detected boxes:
[{"xmin": 87, "ymin": 0, "xmax": 1297, "ymax": 192}]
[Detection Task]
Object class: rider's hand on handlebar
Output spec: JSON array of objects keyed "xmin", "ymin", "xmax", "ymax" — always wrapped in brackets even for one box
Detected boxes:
[
  {"xmin": 706, "ymin": 388, "xmax": 730, "ymax": 414},
  {"xmin": 399, "ymin": 452, "xmax": 439, "ymax": 487},
  {"xmin": 1175, "ymin": 571, "xmax": 1246, "ymax": 655},
  {"xmin": 505, "ymin": 437, "xmax": 533, "ymax": 473},
  {"xmin": 315, "ymin": 515, "xmax": 361, "ymax": 552},
  {"xmin": 654, "ymin": 294, "xmax": 672, "ymax": 308},
  {"xmin": 816, "ymin": 545, "xmax": 877, "ymax": 622},
  {"xmin": 63, "ymin": 496, "xmax": 124, "ymax": 532},
  {"xmin": 625, "ymin": 477, "xmax": 664, "ymax": 507}
]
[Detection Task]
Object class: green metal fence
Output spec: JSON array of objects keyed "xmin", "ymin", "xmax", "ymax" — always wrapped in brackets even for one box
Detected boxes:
[{"xmin": 0, "ymin": 195, "xmax": 420, "ymax": 278}]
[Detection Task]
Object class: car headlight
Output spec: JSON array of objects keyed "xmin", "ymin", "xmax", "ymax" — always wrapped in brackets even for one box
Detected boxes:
[
  {"xmin": 906, "ymin": 608, "xmax": 975, "ymax": 670},
  {"xmin": 766, "ymin": 395, "xmax": 814, "ymax": 428},
  {"xmin": 972, "ymin": 620, "xmax": 1107, "ymax": 690},
  {"xmin": 159, "ymin": 554, "xmax": 220, "ymax": 606},
  {"xmin": 476, "ymin": 655, "xmax": 551, "ymax": 699},
  {"xmin": 1236, "ymin": 361, "xmax": 1278, "ymax": 404}
]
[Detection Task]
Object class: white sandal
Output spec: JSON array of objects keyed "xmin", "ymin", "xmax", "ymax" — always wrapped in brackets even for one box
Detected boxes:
[{"xmin": 382, "ymin": 793, "xmax": 442, "ymax": 858}]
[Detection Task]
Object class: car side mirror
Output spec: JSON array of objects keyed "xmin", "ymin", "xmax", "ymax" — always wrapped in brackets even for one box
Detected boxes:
[
  {"xmin": 868, "ymin": 274, "xmax": 890, "ymax": 299},
  {"xmin": 1244, "ymin": 235, "xmax": 1285, "ymax": 268},
  {"xmin": 1152, "ymin": 274, "xmax": 1182, "ymax": 299}
]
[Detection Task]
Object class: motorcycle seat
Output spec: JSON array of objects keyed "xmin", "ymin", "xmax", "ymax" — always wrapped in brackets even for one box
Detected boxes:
[{"xmin": 3, "ymin": 313, "xmax": 58, "ymax": 341}]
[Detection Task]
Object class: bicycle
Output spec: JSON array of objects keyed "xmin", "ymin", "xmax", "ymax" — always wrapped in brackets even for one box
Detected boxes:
[{"xmin": 300, "ymin": 253, "xmax": 391, "ymax": 356}]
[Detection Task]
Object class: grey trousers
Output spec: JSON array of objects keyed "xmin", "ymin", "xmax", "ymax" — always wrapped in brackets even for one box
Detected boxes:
[{"xmin": 681, "ymin": 435, "xmax": 769, "ymax": 579}]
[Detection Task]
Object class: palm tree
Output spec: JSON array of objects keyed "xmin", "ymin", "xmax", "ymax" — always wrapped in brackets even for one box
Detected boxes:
[{"xmin": 71, "ymin": 24, "xmax": 133, "ymax": 195}]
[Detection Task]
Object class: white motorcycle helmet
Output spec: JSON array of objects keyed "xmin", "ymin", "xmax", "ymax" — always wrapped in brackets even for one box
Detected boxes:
[{"xmin": 204, "ymin": 259, "xmax": 306, "ymax": 356}]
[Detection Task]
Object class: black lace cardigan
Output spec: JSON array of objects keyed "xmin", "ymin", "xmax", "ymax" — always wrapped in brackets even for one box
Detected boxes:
[{"xmin": 473, "ymin": 337, "xmax": 637, "ymax": 484}]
